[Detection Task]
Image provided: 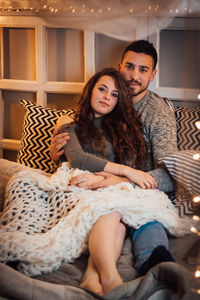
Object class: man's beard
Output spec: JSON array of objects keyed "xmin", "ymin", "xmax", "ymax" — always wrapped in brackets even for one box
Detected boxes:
[
  {"xmin": 131, "ymin": 86, "xmax": 147, "ymax": 97},
  {"xmin": 128, "ymin": 80, "xmax": 149, "ymax": 97}
]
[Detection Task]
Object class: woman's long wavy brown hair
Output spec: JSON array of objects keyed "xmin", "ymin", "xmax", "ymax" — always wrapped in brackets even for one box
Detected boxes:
[{"xmin": 74, "ymin": 68, "xmax": 146, "ymax": 168}]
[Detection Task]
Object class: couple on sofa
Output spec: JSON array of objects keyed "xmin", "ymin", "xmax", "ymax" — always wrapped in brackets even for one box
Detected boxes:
[
  {"xmin": 48, "ymin": 40, "xmax": 178, "ymax": 295},
  {"xmin": 1, "ymin": 40, "xmax": 186, "ymax": 296}
]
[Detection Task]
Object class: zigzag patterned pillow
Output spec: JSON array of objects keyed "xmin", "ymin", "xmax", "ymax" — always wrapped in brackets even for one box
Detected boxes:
[
  {"xmin": 17, "ymin": 100, "xmax": 75, "ymax": 173},
  {"xmin": 163, "ymin": 150, "xmax": 200, "ymax": 216},
  {"xmin": 175, "ymin": 107, "xmax": 200, "ymax": 150}
]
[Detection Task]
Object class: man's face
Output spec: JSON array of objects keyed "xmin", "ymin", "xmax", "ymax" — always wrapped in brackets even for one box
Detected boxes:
[{"xmin": 118, "ymin": 51, "xmax": 156, "ymax": 100}]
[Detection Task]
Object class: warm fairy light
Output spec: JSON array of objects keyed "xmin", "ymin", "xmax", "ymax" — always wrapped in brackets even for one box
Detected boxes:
[
  {"xmin": 198, "ymin": 94, "xmax": 200, "ymax": 100},
  {"xmin": 193, "ymin": 153, "xmax": 200, "ymax": 160},
  {"xmin": 0, "ymin": 1, "xmax": 198, "ymax": 16},
  {"xmin": 193, "ymin": 196, "xmax": 200, "ymax": 203},
  {"xmin": 195, "ymin": 270, "xmax": 200, "ymax": 278},
  {"xmin": 193, "ymin": 215, "xmax": 200, "ymax": 222},
  {"xmin": 191, "ymin": 226, "xmax": 197, "ymax": 233},
  {"xmin": 195, "ymin": 121, "xmax": 200, "ymax": 129}
]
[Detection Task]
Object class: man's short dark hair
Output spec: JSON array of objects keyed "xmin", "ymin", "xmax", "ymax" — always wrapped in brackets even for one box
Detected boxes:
[{"xmin": 121, "ymin": 40, "xmax": 157, "ymax": 69}]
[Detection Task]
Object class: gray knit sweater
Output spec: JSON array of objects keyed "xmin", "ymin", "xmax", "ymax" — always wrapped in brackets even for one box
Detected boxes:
[
  {"xmin": 133, "ymin": 90, "xmax": 178, "ymax": 192},
  {"xmin": 59, "ymin": 90, "xmax": 178, "ymax": 193}
]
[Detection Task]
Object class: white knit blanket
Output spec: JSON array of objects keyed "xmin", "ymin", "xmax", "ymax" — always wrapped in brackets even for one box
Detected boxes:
[{"xmin": 0, "ymin": 163, "xmax": 193, "ymax": 276}]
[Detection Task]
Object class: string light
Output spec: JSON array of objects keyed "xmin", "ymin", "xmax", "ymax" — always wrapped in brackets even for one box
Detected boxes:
[
  {"xmin": 193, "ymin": 154, "xmax": 200, "ymax": 160},
  {"xmin": 195, "ymin": 121, "xmax": 200, "ymax": 129},
  {"xmin": 193, "ymin": 196, "xmax": 200, "ymax": 203},
  {"xmin": 193, "ymin": 215, "xmax": 200, "ymax": 222},
  {"xmin": 195, "ymin": 270, "xmax": 200, "ymax": 278},
  {"xmin": 0, "ymin": 1, "xmax": 198, "ymax": 16}
]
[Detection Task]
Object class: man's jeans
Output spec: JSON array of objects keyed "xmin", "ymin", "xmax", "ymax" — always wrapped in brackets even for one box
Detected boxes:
[{"xmin": 131, "ymin": 221, "xmax": 169, "ymax": 270}]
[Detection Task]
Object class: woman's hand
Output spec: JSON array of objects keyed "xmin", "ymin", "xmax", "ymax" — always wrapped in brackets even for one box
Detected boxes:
[
  {"xmin": 69, "ymin": 173, "xmax": 105, "ymax": 189},
  {"xmin": 124, "ymin": 167, "xmax": 158, "ymax": 189},
  {"xmin": 50, "ymin": 127, "xmax": 70, "ymax": 164}
]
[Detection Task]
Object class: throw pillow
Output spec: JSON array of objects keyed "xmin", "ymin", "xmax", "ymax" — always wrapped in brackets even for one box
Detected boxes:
[
  {"xmin": 175, "ymin": 107, "xmax": 200, "ymax": 150},
  {"xmin": 163, "ymin": 150, "xmax": 200, "ymax": 216},
  {"xmin": 17, "ymin": 100, "xmax": 75, "ymax": 173}
]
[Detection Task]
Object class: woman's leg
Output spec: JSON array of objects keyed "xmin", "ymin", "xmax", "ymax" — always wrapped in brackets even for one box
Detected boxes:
[
  {"xmin": 80, "ymin": 212, "xmax": 126, "ymax": 294},
  {"xmin": 80, "ymin": 255, "xmax": 104, "ymax": 295}
]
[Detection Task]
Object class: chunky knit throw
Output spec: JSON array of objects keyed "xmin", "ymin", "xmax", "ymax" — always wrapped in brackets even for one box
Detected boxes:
[{"xmin": 0, "ymin": 163, "xmax": 192, "ymax": 276}]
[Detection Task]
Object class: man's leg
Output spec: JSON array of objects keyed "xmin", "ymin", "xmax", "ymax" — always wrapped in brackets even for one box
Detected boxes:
[
  {"xmin": 132, "ymin": 221, "xmax": 174, "ymax": 275},
  {"xmin": 80, "ymin": 212, "xmax": 126, "ymax": 294}
]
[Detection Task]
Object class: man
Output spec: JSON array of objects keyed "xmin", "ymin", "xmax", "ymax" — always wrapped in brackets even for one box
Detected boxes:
[{"xmin": 50, "ymin": 40, "xmax": 177, "ymax": 275}]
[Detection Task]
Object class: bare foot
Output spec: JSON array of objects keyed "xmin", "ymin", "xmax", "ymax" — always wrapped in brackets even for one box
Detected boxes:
[
  {"xmin": 80, "ymin": 274, "xmax": 104, "ymax": 296},
  {"xmin": 102, "ymin": 275, "xmax": 123, "ymax": 294}
]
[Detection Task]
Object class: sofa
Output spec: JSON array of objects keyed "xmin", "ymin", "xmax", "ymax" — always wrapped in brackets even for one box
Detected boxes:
[{"xmin": 0, "ymin": 100, "xmax": 199, "ymax": 300}]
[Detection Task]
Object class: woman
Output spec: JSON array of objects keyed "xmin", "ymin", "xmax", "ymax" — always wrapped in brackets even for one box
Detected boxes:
[
  {"xmin": 56, "ymin": 68, "xmax": 157, "ymax": 189},
  {"xmin": 56, "ymin": 68, "xmax": 159, "ymax": 295}
]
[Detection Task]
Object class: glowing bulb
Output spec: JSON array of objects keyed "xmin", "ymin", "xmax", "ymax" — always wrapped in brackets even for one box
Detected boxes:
[
  {"xmin": 191, "ymin": 226, "xmax": 197, "ymax": 233},
  {"xmin": 91, "ymin": 8, "xmax": 94, "ymax": 13},
  {"xmin": 195, "ymin": 121, "xmax": 200, "ymax": 129},
  {"xmin": 193, "ymin": 196, "xmax": 200, "ymax": 203},
  {"xmin": 43, "ymin": 5, "xmax": 47, "ymax": 9},
  {"xmin": 193, "ymin": 153, "xmax": 200, "ymax": 160},
  {"xmin": 72, "ymin": 8, "xmax": 75, "ymax": 13},
  {"xmin": 198, "ymin": 94, "xmax": 200, "ymax": 100},
  {"xmin": 130, "ymin": 8, "xmax": 133, "ymax": 13},
  {"xmin": 193, "ymin": 215, "xmax": 200, "ymax": 221},
  {"xmin": 195, "ymin": 270, "xmax": 200, "ymax": 278}
]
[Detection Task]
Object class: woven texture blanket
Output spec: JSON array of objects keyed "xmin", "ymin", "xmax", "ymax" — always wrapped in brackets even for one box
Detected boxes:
[{"xmin": 0, "ymin": 163, "xmax": 192, "ymax": 276}]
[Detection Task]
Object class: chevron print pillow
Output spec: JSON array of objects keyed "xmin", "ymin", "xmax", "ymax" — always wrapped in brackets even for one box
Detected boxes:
[
  {"xmin": 164, "ymin": 150, "xmax": 200, "ymax": 216},
  {"xmin": 175, "ymin": 107, "xmax": 200, "ymax": 150},
  {"xmin": 17, "ymin": 100, "xmax": 75, "ymax": 173}
]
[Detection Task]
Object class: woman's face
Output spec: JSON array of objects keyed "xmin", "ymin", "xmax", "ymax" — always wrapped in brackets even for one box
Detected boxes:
[{"xmin": 91, "ymin": 75, "xmax": 119, "ymax": 118}]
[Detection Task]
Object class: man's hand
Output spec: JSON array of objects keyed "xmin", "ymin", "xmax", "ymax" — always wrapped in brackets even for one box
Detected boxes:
[
  {"xmin": 125, "ymin": 168, "xmax": 158, "ymax": 189},
  {"xmin": 69, "ymin": 173, "xmax": 105, "ymax": 189},
  {"xmin": 50, "ymin": 127, "xmax": 70, "ymax": 164},
  {"xmin": 87, "ymin": 172, "xmax": 129, "ymax": 190}
]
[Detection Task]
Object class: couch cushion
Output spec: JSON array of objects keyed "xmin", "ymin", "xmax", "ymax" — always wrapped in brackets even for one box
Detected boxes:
[
  {"xmin": 175, "ymin": 107, "xmax": 200, "ymax": 150},
  {"xmin": 163, "ymin": 150, "xmax": 200, "ymax": 216},
  {"xmin": 17, "ymin": 100, "xmax": 75, "ymax": 173}
]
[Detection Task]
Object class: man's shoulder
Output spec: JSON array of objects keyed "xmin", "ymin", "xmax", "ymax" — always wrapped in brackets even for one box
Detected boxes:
[
  {"xmin": 138, "ymin": 90, "xmax": 176, "ymax": 127},
  {"xmin": 146, "ymin": 90, "xmax": 174, "ymax": 111}
]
